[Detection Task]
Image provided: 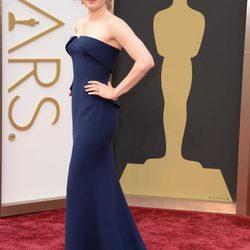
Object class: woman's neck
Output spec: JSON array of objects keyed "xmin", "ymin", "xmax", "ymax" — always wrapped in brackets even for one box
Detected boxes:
[{"xmin": 88, "ymin": 5, "xmax": 109, "ymax": 21}]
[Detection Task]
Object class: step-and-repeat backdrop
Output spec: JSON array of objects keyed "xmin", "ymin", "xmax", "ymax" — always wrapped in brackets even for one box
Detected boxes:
[
  {"xmin": 1, "ymin": 0, "xmax": 86, "ymax": 205},
  {"xmin": 1, "ymin": 0, "xmax": 248, "ymax": 206}
]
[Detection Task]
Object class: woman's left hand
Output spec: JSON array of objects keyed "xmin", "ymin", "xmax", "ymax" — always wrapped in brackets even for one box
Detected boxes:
[{"xmin": 84, "ymin": 80, "xmax": 117, "ymax": 100}]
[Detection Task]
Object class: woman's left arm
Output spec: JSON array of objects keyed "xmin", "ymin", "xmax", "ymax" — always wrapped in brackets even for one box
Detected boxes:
[
  {"xmin": 85, "ymin": 17, "xmax": 155, "ymax": 100},
  {"xmin": 110, "ymin": 17, "xmax": 155, "ymax": 99}
]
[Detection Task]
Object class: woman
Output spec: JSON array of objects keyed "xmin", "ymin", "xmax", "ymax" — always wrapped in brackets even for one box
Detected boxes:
[{"xmin": 65, "ymin": 0, "xmax": 154, "ymax": 249}]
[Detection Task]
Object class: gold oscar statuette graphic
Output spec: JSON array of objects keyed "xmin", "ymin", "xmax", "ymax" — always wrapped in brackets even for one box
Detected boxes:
[
  {"xmin": 9, "ymin": 12, "xmax": 39, "ymax": 31},
  {"xmin": 8, "ymin": 0, "xmax": 64, "ymax": 53},
  {"xmin": 120, "ymin": 0, "xmax": 232, "ymax": 202}
]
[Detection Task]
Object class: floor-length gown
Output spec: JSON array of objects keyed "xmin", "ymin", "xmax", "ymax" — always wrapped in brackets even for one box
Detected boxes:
[{"xmin": 64, "ymin": 35, "xmax": 147, "ymax": 250}]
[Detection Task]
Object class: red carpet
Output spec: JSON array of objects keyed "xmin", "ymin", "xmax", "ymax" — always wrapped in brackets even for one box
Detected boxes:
[{"xmin": 0, "ymin": 206, "xmax": 250, "ymax": 249}]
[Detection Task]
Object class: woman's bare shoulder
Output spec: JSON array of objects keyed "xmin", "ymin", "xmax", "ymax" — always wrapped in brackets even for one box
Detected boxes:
[
  {"xmin": 75, "ymin": 17, "xmax": 88, "ymax": 31},
  {"xmin": 106, "ymin": 14, "xmax": 130, "ymax": 33}
]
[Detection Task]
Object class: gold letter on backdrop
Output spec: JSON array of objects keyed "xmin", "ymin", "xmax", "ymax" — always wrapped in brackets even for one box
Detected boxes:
[
  {"xmin": 120, "ymin": 0, "xmax": 232, "ymax": 202},
  {"xmin": 8, "ymin": 96, "xmax": 60, "ymax": 131},
  {"xmin": 8, "ymin": 59, "xmax": 61, "ymax": 92}
]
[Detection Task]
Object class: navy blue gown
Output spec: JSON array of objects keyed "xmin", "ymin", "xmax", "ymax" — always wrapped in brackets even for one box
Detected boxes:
[{"xmin": 64, "ymin": 35, "xmax": 147, "ymax": 250}]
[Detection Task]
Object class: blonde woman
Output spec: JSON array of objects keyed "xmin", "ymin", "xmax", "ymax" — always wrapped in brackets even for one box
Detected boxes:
[{"xmin": 65, "ymin": 0, "xmax": 154, "ymax": 249}]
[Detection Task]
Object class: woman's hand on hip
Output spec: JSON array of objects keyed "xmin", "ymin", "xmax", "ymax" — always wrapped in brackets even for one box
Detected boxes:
[{"xmin": 84, "ymin": 80, "xmax": 118, "ymax": 100}]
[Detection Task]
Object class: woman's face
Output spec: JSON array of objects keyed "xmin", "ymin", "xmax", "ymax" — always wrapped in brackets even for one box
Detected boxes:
[{"xmin": 81, "ymin": 0, "xmax": 107, "ymax": 11}]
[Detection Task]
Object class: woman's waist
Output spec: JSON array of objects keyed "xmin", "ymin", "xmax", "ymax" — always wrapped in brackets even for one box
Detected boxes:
[
  {"xmin": 73, "ymin": 75, "xmax": 110, "ymax": 85},
  {"xmin": 72, "ymin": 77, "xmax": 120, "ymax": 109}
]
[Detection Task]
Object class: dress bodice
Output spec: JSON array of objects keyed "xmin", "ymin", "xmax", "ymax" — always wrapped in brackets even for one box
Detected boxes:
[{"xmin": 65, "ymin": 35, "xmax": 121, "ymax": 107}]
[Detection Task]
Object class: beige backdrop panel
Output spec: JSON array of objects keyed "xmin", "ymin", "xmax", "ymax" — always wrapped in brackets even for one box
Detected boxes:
[{"xmin": 1, "ymin": 0, "xmax": 87, "ymax": 204}]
